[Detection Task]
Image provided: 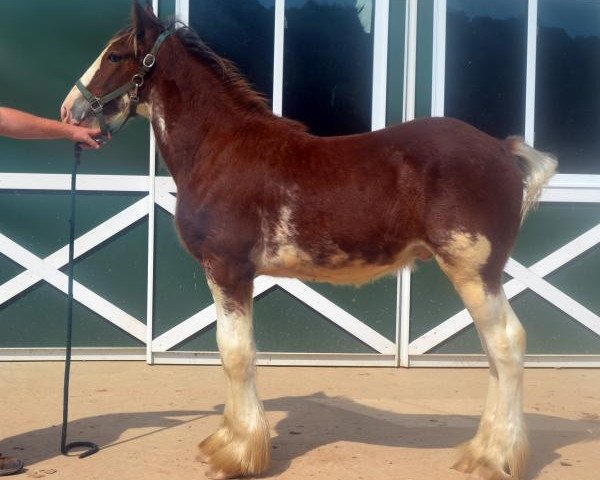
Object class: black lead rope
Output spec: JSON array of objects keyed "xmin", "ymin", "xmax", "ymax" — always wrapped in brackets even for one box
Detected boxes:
[{"xmin": 60, "ymin": 143, "xmax": 100, "ymax": 459}]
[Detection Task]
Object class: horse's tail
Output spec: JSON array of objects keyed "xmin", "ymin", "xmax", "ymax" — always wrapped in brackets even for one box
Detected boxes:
[{"xmin": 507, "ymin": 136, "xmax": 558, "ymax": 223}]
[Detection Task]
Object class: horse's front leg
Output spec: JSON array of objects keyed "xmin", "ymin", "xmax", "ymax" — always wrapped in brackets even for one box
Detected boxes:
[{"xmin": 198, "ymin": 266, "xmax": 270, "ymax": 479}]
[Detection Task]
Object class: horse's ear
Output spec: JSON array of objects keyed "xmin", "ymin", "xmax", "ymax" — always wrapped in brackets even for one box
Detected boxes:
[{"xmin": 132, "ymin": 0, "xmax": 158, "ymax": 43}]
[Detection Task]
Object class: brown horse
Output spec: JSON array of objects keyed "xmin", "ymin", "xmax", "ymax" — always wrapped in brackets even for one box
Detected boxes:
[{"xmin": 61, "ymin": 3, "xmax": 556, "ymax": 479}]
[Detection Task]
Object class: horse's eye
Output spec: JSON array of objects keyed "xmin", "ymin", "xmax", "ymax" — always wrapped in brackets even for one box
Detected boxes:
[{"xmin": 107, "ymin": 53, "xmax": 122, "ymax": 63}]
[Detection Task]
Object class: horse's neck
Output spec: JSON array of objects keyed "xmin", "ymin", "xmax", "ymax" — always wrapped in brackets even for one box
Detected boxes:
[{"xmin": 147, "ymin": 51, "xmax": 279, "ymax": 183}]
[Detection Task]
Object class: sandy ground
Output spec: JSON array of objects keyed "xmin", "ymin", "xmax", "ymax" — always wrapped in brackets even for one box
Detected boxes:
[{"xmin": 0, "ymin": 362, "xmax": 598, "ymax": 480}]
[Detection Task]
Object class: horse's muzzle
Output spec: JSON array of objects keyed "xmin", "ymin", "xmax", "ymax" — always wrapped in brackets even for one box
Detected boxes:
[{"xmin": 61, "ymin": 85, "xmax": 88, "ymax": 125}]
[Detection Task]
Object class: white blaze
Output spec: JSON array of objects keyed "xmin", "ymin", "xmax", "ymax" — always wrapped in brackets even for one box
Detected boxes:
[{"xmin": 61, "ymin": 46, "xmax": 110, "ymax": 122}]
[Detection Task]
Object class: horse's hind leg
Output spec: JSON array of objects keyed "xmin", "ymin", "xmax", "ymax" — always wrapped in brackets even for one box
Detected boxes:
[
  {"xmin": 198, "ymin": 265, "xmax": 270, "ymax": 479},
  {"xmin": 436, "ymin": 232, "xmax": 528, "ymax": 480}
]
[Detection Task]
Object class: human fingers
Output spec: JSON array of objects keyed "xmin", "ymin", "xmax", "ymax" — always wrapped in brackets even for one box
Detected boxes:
[
  {"xmin": 76, "ymin": 131, "xmax": 101, "ymax": 149},
  {"xmin": 67, "ymin": 125, "xmax": 97, "ymax": 148}
]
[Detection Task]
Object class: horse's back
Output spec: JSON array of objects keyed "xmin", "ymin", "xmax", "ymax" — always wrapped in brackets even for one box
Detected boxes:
[{"xmin": 299, "ymin": 117, "xmax": 524, "ymax": 246}]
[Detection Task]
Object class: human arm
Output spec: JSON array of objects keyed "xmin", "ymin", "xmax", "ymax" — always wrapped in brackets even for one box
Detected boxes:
[{"xmin": 0, "ymin": 107, "xmax": 102, "ymax": 148}]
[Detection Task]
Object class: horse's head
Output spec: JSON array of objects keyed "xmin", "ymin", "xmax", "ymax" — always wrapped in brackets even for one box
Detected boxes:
[{"xmin": 61, "ymin": 1, "xmax": 166, "ymax": 136}]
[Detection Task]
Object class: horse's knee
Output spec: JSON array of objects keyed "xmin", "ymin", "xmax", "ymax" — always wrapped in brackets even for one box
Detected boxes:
[
  {"xmin": 214, "ymin": 303, "xmax": 256, "ymax": 381},
  {"xmin": 219, "ymin": 333, "xmax": 255, "ymax": 376}
]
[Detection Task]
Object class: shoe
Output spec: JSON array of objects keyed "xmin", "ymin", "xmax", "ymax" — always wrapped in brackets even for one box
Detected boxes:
[{"xmin": 0, "ymin": 454, "xmax": 24, "ymax": 476}]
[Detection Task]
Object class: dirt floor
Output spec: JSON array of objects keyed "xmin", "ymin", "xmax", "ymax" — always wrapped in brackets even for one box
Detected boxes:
[{"xmin": 0, "ymin": 362, "xmax": 598, "ymax": 480}]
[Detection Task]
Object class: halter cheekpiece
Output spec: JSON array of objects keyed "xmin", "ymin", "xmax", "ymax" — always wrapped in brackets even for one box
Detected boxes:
[{"xmin": 76, "ymin": 28, "xmax": 174, "ymax": 138}]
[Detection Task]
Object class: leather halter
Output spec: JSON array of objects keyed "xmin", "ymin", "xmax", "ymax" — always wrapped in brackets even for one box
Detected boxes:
[{"xmin": 75, "ymin": 28, "xmax": 174, "ymax": 138}]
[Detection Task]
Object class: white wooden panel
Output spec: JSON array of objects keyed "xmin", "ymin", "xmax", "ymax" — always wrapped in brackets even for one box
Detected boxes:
[{"xmin": 0, "ymin": 233, "xmax": 146, "ymax": 342}]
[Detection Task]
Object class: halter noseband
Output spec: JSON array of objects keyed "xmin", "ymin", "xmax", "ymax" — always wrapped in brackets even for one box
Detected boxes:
[{"xmin": 76, "ymin": 28, "xmax": 174, "ymax": 138}]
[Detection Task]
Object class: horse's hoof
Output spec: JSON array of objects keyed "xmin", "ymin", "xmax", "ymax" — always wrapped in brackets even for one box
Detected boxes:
[
  {"xmin": 196, "ymin": 450, "xmax": 210, "ymax": 464},
  {"xmin": 198, "ymin": 421, "xmax": 271, "ymax": 479},
  {"xmin": 205, "ymin": 467, "xmax": 231, "ymax": 480},
  {"xmin": 465, "ymin": 465, "xmax": 511, "ymax": 480},
  {"xmin": 453, "ymin": 438, "xmax": 528, "ymax": 480},
  {"xmin": 453, "ymin": 439, "xmax": 485, "ymax": 474}
]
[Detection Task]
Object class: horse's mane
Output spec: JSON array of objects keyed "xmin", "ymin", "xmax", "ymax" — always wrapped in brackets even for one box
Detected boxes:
[
  {"xmin": 111, "ymin": 18, "xmax": 307, "ymax": 131},
  {"xmin": 175, "ymin": 26, "xmax": 270, "ymax": 111}
]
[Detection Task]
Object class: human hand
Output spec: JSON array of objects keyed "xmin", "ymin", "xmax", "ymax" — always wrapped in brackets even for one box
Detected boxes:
[{"xmin": 67, "ymin": 125, "xmax": 104, "ymax": 149}]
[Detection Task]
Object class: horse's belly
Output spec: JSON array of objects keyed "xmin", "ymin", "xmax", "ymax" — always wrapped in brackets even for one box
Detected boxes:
[{"xmin": 257, "ymin": 242, "xmax": 431, "ymax": 285}]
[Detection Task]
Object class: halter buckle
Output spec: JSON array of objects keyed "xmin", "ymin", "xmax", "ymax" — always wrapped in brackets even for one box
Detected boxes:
[
  {"xmin": 142, "ymin": 54, "xmax": 156, "ymax": 69},
  {"xmin": 132, "ymin": 74, "xmax": 144, "ymax": 87},
  {"xmin": 89, "ymin": 98, "xmax": 103, "ymax": 114}
]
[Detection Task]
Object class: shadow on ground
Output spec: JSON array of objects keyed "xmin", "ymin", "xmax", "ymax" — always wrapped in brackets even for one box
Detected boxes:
[{"xmin": 0, "ymin": 392, "xmax": 596, "ymax": 478}]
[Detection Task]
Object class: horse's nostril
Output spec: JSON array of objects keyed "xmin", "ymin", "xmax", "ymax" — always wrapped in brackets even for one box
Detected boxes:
[
  {"xmin": 61, "ymin": 106, "xmax": 69, "ymax": 122},
  {"xmin": 71, "ymin": 98, "xmax": 89, "ymax": 124}
]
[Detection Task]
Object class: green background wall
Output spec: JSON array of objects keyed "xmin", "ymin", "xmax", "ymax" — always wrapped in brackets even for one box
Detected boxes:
[
  {"xmin": 1, "ymin": 0, "xmax": 598, "ymax": 358},
  {"xmin": 0, "ymin": 0, "xmax": 149, "ymax": 347}
]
